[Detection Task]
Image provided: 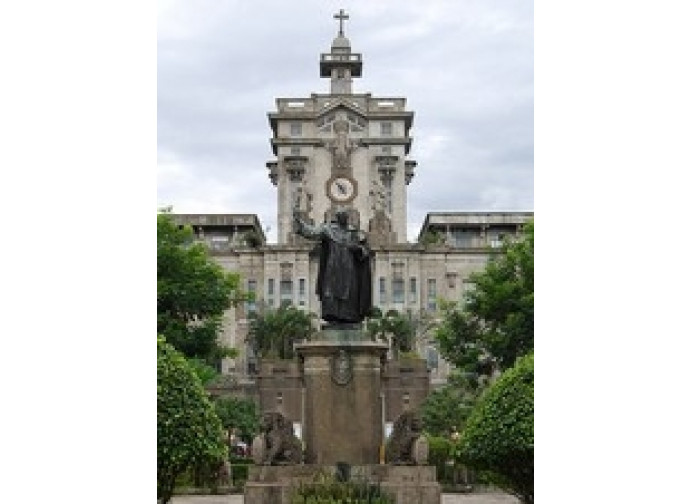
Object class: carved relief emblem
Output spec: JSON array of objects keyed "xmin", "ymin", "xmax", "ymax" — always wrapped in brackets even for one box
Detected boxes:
[{"xmin": 331, "ymin": 349, "xmax": 353, "ymax": 386}]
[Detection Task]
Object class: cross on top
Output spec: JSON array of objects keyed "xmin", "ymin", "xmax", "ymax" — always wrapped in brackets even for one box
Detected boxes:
[{"xmin": 334, "ymin": 9, "xmax": 349, "ymax": 36}]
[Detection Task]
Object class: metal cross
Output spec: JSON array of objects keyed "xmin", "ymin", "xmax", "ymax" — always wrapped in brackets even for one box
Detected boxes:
[{"xmin": 334, "ymin": 9, "xmax": 349, "ymax": 36}]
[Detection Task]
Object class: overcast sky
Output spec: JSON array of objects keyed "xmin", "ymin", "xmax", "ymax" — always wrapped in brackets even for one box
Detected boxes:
[{"xmin": 157, "ymin": 0, "xmax": 533, "ymax": 242}]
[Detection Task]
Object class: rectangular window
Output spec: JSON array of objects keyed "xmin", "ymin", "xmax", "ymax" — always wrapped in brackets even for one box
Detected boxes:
[
  {"xmin": 426, "ymin": 346, "xmax": 439, "ymax": 371},
  {"xmin": 450, "ymin": 228, "xmax": 476, "ymax": 248},
  {"xmin": 209, "ymin": 235, "xmax": 229, "ymax": 251},
  {"xmin": 409, "ymin": 277, "xmax": 417, "ymax": 303},
  {"xmin": 246, "ymin": 279, "xmax": 257, "ymax": 313},
  {"xmin": 379, "ymin": 277, "xmax": 387, "ymax": 304},
  {"xmin": 392, "ymin": 278, "xmax": 404, "ymax": 304},
  {"xmin": 489, "ymin": 233, "xmax": 505, "ymax": 249},
  {"xmin": 280, "ymin": 280, "xmax": 293, "ymax": 306},
  {"xmin": 298, "ymin": 278, "xmax": 306, "ymax": 306},
  {"xmin": 462, "ymin": 280, "xmax": 476, "ymax": 306},
  {"xmin": 290, "ymin": 146, "xmax": 301, "ymax": 156},
  {"xmin": 290, "ymin": 122, "xmax": 302, "ymax": 137},
  {"xmin": 380, "ymin": 122, "xmax": 392, "ymax": 136},
  {"xmin": 427, "ymin": 278, "xmax": 437, "ymax": 311},
  {"xmin": 267, "ymin": 278, "xmax": 275, "ymax": 307}
]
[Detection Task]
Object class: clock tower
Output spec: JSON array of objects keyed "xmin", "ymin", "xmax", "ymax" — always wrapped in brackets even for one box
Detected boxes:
[{"xmin": 267, "ymin": 10, "xmax": 417, "ymax": 245}]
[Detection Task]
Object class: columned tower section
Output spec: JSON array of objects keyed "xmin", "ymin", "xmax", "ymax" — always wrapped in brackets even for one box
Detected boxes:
[
  {"xmin": 267, "ymin": 10, "xmax": 416, "ymax": 245},
  {"xmin": 320, "ymin": 9, "xmax": 362, "ymax": 95}
]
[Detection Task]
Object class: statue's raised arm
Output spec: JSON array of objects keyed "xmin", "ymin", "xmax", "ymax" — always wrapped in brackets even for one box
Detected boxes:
[{"xmin": 293, "ymin": 208, "xmax": 325, "ymax": 240}]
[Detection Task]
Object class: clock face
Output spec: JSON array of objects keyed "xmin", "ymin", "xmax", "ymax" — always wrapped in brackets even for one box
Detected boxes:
[{"xmin": 327, "ymin": 176, "xmax": 357, "ymax": 202}]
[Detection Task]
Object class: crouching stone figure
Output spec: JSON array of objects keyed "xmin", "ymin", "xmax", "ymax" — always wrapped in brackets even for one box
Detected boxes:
[
  {"xmin": 385, "ymin": 410, "xmax": 428, "ymax": 465},
  {"xmin": 251, "ymin": 412, "xmax": 303, "ymax": 465}
]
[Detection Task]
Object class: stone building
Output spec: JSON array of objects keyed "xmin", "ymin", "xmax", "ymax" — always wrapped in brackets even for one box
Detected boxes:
[{"xmin": 172, "ymin": 12, "xmax": 532, "ymax": 425}]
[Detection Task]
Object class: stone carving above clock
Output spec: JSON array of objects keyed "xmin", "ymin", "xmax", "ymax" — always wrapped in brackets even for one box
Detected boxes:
[{"xmin": 326, "ymin": 119, "xmax": 360, "ymax": 171}]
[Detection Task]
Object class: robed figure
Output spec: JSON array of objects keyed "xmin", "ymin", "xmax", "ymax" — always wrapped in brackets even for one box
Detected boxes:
[{"xmin": 293, "ymin": 209, "xmax": 372, "ymax": 324}]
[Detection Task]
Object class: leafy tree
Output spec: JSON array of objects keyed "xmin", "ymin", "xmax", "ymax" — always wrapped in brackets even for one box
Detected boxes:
[
  {"xmin": 157, "ymin": 212, "xmax": 246, "ymax": 368},
  {"xmin": 213, "ymin": 396, "xmax": 260, "ymax": 443},
  {"xmin": 246, "ymin": 304, "xmax": 317, "ymax": 360},
  {"xmin": 426, "ymin": 435, "xmax": 454, "ymax": 483},
  {"xmin": 157, "ymin": 337, "xmax": 227, "ymax": 504},
  {"xmin": 421, "ymin": 372, "xmax": 484, "ymax": 437},
  {"xmin": 457, "ymin": 353, "xmax": 534, "ymax": 504},
  {"xmin": 419, "ymin": 229, "xmax": 446, "ymax": 246},
  {"xmin": 187, "ymin": 358, "xmax": 224, "ymax": 386},
  {"xmin": 435, "ymin": 220, "xmax": 534, "ymax": 378},
  {"xmin": 366, "ymin": 308, "xmax": 415, "ymax": 357},
  {"xmin": 241, "ymin": 229, "xmax": 264, "ymax": 248}
]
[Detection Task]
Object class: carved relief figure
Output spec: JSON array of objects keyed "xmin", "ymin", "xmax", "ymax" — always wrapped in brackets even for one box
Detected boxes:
[
  {"xmin": 328, "ymin": 119, "xmax": 358, "ymax": 171},
  {"xmin": 369, "ymin": 179, "xmax": 387, "ymax": 214}
]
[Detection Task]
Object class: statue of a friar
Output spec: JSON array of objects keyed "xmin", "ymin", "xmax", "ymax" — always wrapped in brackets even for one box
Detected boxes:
[{"xmin": 293, "ymin": 207, "xmax": 372, "ymax": 325}]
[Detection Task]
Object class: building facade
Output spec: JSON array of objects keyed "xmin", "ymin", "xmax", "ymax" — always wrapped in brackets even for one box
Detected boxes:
[{"xmin": 173, "ymin": 13, "xmax": 532, "ymax": 421}]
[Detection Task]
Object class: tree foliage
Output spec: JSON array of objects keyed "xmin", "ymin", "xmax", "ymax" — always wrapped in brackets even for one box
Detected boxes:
[
  {"xmin": 435, "ymin": 220, "xmax": 534, "ymax": 377},
  {"xmin": 157, "ymin": 212, "xmax": 245, "ymax": 367},
  {"xmin": 418, "ymin": 229, "xmax": 446, "ymax": 246},
  {"xmin": 457, "ymin": 353, "xmax": 534, "ymax": 503},
  {"xmin": 213, "ymin": 396, "xmax": 260, "ymax": 443},
  {"xmin": 366, "ymin": 308, "xmax": 415, "ymax": 356},
  {"xmin": 157, "ymin": 337, "xmax": 227, "ymax": 504},
  {"xmin": 246, "ymin": 304, "xmax": 317, "ymax": 360},
  {"xmin": 421, "ymin": 372, "xmax": 484, "ymax": 437}
]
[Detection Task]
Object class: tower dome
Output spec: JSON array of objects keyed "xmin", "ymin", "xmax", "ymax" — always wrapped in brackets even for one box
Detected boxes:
[{"xmin": 331, "ymin": 34, "xmax": 351, "ymax": 52}]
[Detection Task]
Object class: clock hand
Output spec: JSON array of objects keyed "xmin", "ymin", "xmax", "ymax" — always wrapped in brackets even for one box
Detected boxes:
[{"xmin": 336, "ymin": 181, "xmax": 347, "ymax": 194}]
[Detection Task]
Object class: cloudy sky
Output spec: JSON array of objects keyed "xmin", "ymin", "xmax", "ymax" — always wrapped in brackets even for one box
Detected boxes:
[{"xmin": 157, "ymin": 0, "xmax": 533, "ymax": 242}]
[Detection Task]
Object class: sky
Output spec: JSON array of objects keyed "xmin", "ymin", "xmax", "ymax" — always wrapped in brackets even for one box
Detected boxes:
[{"xmin": 157, "ymin": 0, "xmax": 533, "ymax": 242}]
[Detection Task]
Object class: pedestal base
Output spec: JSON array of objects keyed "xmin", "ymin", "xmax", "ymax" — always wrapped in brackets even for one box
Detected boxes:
[
  {"xmin": 295, "ymin": 341, "xmax": 389, "ymax": 465},
  {"xmin": 244, "ymin": 465, "xmax": 441, "ymax": 504}
]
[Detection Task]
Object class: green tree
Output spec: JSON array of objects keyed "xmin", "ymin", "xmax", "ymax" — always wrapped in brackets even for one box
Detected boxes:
[
  {"xmin": 435, "ymin": 220, "xmax": 534, "ymax": 377},
  {"xmin": 241, "ymin": 229, "xmax": 264, "ymax": 248},
  {"xmin": 418, "ymin": 229, "xmax": 446, "ymax": 246},
  {"xmin": 366, "ymin": 308, "xmax": 415, "ymax": 357},
  {"xmin": 426, "ymin": 435, "xmax": 458, "ymax": 485},
  {"xmin": 157, "ymin": 212, "xmax": 245, "ymax": 368},
  {"xmin": 157, "ymin": 337, "xmax": 227, "ymax": 504},
  {"xmin": 246, "ymin": 304, "xmax": 317, "ymax": 360},
  {"xmin": 421, "ymin": 372, "xmax": 483, "ymax": 437},
  {"xmin": 186, "ymin": 358, "xmax": 223, "ymax": 386},
  {"xmin": 457, "ymin": 353, "xmax": 534, "ymax": 504},
  {"xmin": 213, "ymin": 396, "xmax": 260, "ymax": 444}
]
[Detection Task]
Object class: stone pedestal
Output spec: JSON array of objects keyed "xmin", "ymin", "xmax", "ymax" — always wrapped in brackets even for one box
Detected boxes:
[
  {"xmin": 295, "ymin": 338, "xmax": 388, "ymax": 465},
  {"xmin": 244, "ymin": 465, "xmax": 318, "ymax": 504},
  {"xmin": 375, "ymin": 465, "xmax": 441, "ymax": 504},
  {"xmin": 244, "ymin": 465, "xmax": 441, "ymax": 504}
]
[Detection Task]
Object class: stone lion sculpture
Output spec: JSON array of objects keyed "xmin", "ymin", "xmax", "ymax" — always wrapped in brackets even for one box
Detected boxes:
[
  {"xmin": 385, "ymin": 410, "xmax": 425, "ymax": 465},
  {"xmin": 252, "ymin": 411, "xmax": 303, "ymax": 465}
]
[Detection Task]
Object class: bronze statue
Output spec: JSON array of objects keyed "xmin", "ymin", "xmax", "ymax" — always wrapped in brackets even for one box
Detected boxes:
[
  {"xmin": 293, "ymin": 208, "xmax": 372, "ymax": 325},
  {"xmin": 385, "ymin": 410, "xmax": 424, "ymax": 465}
]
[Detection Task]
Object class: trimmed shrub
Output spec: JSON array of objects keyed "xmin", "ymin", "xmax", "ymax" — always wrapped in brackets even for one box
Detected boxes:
[
  {"xmin": 457, "ymin": 353, "xmax": 533, "ymax": 503},
  {"xmin": 158, "ymin": 337, "xmax": 228, "ymax": 503}
]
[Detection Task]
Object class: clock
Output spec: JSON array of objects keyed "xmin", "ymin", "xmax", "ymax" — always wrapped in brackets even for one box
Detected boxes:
[{"xmin": 326, "ymin": 176, "xmax": 357, "ymax": 203}]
